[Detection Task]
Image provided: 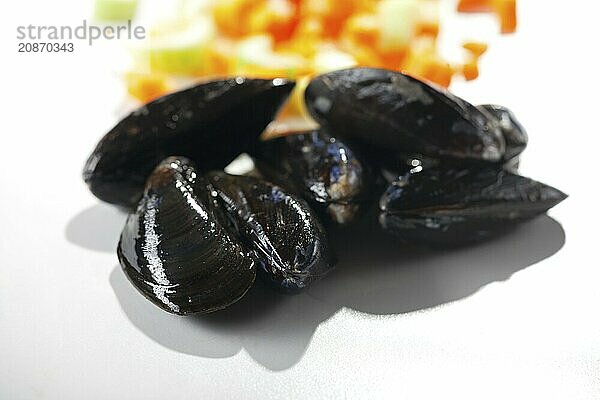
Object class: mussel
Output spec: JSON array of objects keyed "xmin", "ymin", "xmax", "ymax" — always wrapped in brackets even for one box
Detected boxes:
[
  {"xmin": 94, "ymin": 66, "xmax": 567, "ymax": 315},
  {"xmin": 379, "ymin": 165, "xmax": 567, "ymax": 244},
  {"xmin": 206, "ymin": 171, "xmax": 334, "ymax": 292},
  {"xmin": 84, "ymin": 77, "xmax": 294, "ymax": 208},
  {"xmin": 251, "ymin": 129, "xmax": 370, "ymax": 223},
  {"xmin": 305, "ymin": 67, "xmax": 506, "ymax": 162},
  {"xmin": 118, "ymin": 156, "xmax": 334, "ymax": 314},
  {"xmin": 377, "ymin": 104, "xmax": 527, "ymax": 180},
  {"xmin": 118, "ymin": 157, "xmax": 257, "ymax": 315}
]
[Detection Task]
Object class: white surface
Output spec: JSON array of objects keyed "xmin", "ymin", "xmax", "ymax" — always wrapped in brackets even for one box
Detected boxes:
[{"xmin": 1, "ymin": 1, "xmax": 600, "ymax": 399}]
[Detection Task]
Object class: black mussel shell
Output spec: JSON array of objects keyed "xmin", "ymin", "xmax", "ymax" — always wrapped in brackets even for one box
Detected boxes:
[
  {"xmin": 251, "ymin": 129, "xmax": 370, "ymax": 224},
  {"xmin": 379, "ymin": 165, "xmax": 567, "ymax": 244},
  {"xmin": 305, "ymin": 67, "xmax": 505, "ymax": 162},
  {"xmin": 206, "ymin": 171, "xmax": 335, "ymax": 293},
  {"xmin": 379, "ymin": 154, "xmax": 441, "ymax": 184},
  {"xmin": 479, "ymin": 104, "xmax": 528, "ymax": 171},
  {"xmin": 117, "ymin": 157, "xmax": 257, "ymax": 315},
  {"xmin": 379, "ymin": 104, "xmax": 529, "ymax": 180},
  {"xmin": 84, "ymin": 77, "xmax": 295, "ymax": 207}
]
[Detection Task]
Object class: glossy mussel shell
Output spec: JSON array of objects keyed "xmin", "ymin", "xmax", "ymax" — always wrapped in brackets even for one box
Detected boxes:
[
  {"xmin": 118, "ymin": 157, "xmax": 334, "ymax": 314},
  {"xmin": 118, "ymin": 157, "xmax": 256, "ymax": 315},
  {"xmin": 480, "ymin": 104, "xmax": 528, "ymax": 161},
  {"xmin": 206, "ymin": 172, "xmax": 334, "ymax": 292},
  {"xmin": 305, "ymin": 67, "xmax": 505, "ymax": 162},
  {"xmin": 379, "ymin": 165, "xmax": 567, "ymax": 244},
  {"xmin": 379, "ymin": 104, "xmax": 529, "ymax": 177},
  {"xmin": 479, "ymin": 104, "xmax": 528, "ymax": 172},
  {"xmin": 83, "ymin": 77, "xmax": 294, "ymax": 207},
  {"xmin": 252, "ymin": 129, "xmax": 370, "ymax": 224}
]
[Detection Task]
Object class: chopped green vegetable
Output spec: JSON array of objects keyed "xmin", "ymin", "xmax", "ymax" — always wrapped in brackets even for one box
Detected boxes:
[
  {"xmin": 94, "ymin": 0, "xmax": 138, "ymax": 21},
  {"xmin": 137, "ymin": 18, "xmax": 215, "ymax": 75},
  {"xmin": 377, "ymin": 0, "xmax": 418, "ymax": 51}
]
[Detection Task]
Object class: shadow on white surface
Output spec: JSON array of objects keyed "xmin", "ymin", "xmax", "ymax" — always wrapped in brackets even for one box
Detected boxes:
[
  {"xmin": 103, "ymin": 213, "xmax": 565, "ymax": 371},
  {"xmin": 65, "ymin": 204, "xmax": 128, "ymax": 253}
]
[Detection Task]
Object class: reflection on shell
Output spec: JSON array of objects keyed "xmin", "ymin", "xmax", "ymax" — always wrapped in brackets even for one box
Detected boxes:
[{"xmin": 118, "ymin": 157, "xmax": 257, "ymax": 315}]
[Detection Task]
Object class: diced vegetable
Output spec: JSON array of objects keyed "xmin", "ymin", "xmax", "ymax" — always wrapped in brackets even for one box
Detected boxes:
[
  {"xmin": 125, "ymin": 72, "xmax": 169, "ymax": 103},
  {"xmin": 463, "ymin": 41, "xmax": 488, "ymax": 57},
  {"xmin": 457, "ymin": 0, "xmax": 517, "ymax": 34},
  {"xmin": 494, "ymin": 0, "xmax": 517, "ymax": 34},
  {"xmin": 249, "ymin": 0, "xmax": 299, "ymax": 42},
  {"xmin": 142, "ymin": 18, "xmax": 216, "ymax": 75},
  {"xmin": 121, "ymin": 0, "xmax": 519, "ymax": 112},
  {"xmin": 462, "ymin": 61, "xmax": 479, "ymax": 81},
  {"xmin": 235, "ymin": 35, "xmax": 308, "ymax": 78},
  {"xmin": 416, "ymin": 0, "xmax": 440, "ymax": 37},
  {"xmin": 213, "ymin": 0, "xmax": 256, "ymax": 37},
  {"xmin": 377, "ymin": 0, "xmax": 419, "ymax": 52},
  {"xmin": 457, "ymin": 0, "xmax": 491, "ymax": 13},
  {"xmin": 94, "ymin": 0, "xmax": 138, "ymax": 21}
]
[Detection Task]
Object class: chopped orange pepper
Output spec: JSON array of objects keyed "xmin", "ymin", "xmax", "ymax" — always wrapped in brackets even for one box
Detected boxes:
[
  {"xmin": 280, "ymin": 17, "xmax": 323, "ymax": 58},
  {"xmin": 249, "ymin": 0, "xmax": 300, "ymax": 43},
  {"xmin": 125, "ymin": 73, "xmax": 169, "ymax": 103},
  {"xmin": 301, "ymin": 0, "xmax": 356, "ymax": 38},
  {"xmin": 421, "ymin": 60, "xmax": 454, "ymax": 88},
  {"xmin": 458, "ymin": 0, "xmax": 516, "ymax": 34},
  {"xmin": 125, "ymin": 0, "xmax": 520, "ymax": 107},
  {"xmin": 463, "ymin": 41, "xmax": 488, "ymax": 57},
  {"xmin": 462, "ymin": 61, "xmax": 479, "ymax": 81},
  {"xmin": 380, "ymin": 49, "xmax": 409, "ymax": 71},
  {"xmin": 416, "ymin": 21, "xmax": 440, "ymax": 38},
  {"xmin": 493, "ymin": 0, "xmax": 517, "ymax": 33},
  {"xmin": 401, "ymin": 37, "xmax": 453, "ymax": 88},
  {"xmin": 213, "ymin": 0, "xmax": 260, "ymax": 37},
  {"xmin": 343, "ymin": 13, "xmax": 379, "ymax": 47},
  {"xmin": 457, "ymin": 0, "xmax": 492, "ymax": 13}
]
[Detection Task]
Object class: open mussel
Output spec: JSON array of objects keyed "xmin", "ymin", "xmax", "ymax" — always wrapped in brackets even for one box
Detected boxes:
[
  {"xmin": 379, "ymin": 165, "xmax": 567, "ymax": 245},
  {"xmin": 206, "ymin": 171, "xmax": 334, "ymax": 292},
  {"xmin": 83, "ymin": 77, "xmax": 294, "ymax": 208},
  {"xmin": 305, "ymin": 67, "xmax": 505, "ymax": 162},
  {"xmin": 117, "ymin": 157, "xmax": 257, "ymax": 315},
  {"xmin": 251, "ymin": 129, "xmax": 370, "ymax": 224}
]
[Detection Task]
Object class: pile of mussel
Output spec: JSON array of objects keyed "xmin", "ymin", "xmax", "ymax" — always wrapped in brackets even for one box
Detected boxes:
[{"xmin": 83, "ymin": 68, "xmax": 566, "ymax": 315}]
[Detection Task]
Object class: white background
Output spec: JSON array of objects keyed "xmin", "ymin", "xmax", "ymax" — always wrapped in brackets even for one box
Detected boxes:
[{"xmin": 1, "ymin": 1, "xmax": 599, "ymax": 399}]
